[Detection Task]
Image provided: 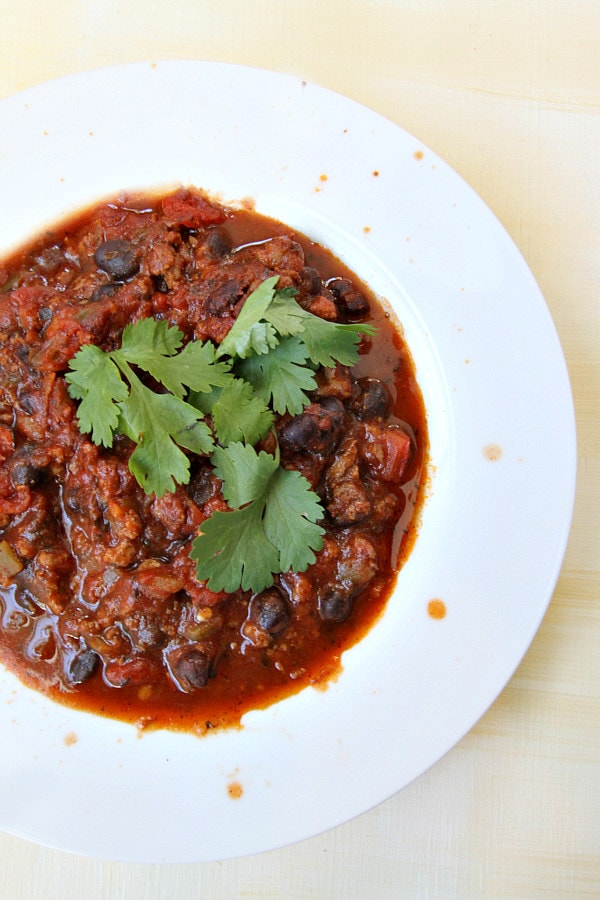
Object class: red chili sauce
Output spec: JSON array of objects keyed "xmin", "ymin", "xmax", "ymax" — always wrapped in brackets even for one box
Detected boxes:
[{"xmin": 0, "ymin": 188, "xmax": 427, "ymax": 733}]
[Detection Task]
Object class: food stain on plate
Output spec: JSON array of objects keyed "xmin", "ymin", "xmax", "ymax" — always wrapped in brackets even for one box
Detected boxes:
[
  {"xmin": 427, "ymin": 599, "xmax": 447, "ymax": 620},
  {"xmin": 483, "ymin": 443, "xmax": 503, "ymax": 461},
  {"xmin": 227, "ymin": 781, "xmax": 244, "ymax": 800}
]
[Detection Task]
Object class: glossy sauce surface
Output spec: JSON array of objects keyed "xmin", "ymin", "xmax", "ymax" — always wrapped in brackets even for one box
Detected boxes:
[{"xmin": 0, "ymin": 188, "xmax": 427, "ymax": 733}]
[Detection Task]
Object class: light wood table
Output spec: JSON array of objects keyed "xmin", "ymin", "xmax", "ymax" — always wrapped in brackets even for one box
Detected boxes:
[{"xmin": 0, "ymin": 2, "xmax": 598, "ymax": 897}]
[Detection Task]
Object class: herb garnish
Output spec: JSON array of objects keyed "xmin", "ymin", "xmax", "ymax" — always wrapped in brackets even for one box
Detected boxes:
[
  {"xmin": 66, "ymin": 276, "xmax": 376, "ymax": 591},
  {"xmin": 189, "ymin": 442, "xmax": 325, "ymax": 593}
]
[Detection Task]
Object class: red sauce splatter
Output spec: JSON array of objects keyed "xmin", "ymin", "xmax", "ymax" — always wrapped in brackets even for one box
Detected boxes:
[
  {"xmin": 227, "ymin": 781, "xmax": 243, "ymax": 800},
  {"xmin": 483, "ymin": 444, "xmax": 502, "ymax": 461},
  {"xmin": 427, "ymin": 599, "xmax": 446, "ymax": 620}
]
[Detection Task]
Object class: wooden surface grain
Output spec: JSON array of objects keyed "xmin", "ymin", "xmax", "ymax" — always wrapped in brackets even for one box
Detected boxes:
[{"xmin": 0, "ymin": 1, "xmax": 598, "ymax": 897}]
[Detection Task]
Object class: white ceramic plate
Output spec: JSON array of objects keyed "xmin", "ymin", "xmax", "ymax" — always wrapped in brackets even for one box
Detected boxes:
[{"xmin": 0, "ymin": 61, "xmax": 576, "ymax": 862}]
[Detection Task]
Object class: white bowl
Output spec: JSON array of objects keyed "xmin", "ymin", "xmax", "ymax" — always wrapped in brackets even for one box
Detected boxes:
[{"xmin": 0, "ymin": 61, "xmax": 576, "ymax": 862}]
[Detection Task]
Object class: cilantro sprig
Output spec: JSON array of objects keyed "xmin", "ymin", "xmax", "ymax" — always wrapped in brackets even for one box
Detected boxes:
[
  {"xmin": 66, "ymin": 319, "xmax": 222, "ymax": 496},
  {"xmin": 66, "ymin": 275, "xmax": 376, "ymax": 592},
  {"xmin": 218, "ymin": 274, "xmax": 374, "ymax": 369},
  {"xmin": 190, "ymin": 443, "xmax": 325, "ymax": 592}
]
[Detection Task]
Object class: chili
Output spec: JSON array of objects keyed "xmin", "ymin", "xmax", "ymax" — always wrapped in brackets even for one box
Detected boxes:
[{"xmin": 0, "ymin": 187, "xmax": 427, "ymax": 733}]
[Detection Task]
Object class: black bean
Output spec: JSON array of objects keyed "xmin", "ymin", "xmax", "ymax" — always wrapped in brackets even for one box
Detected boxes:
[
  {"xmin": 318, "ymin": 591, "xmax": 353, "ymax": 623},
  {"xmin": 250, "ymin": 588, "xmax": 291, "ymax": 635},
  {"xmin": 204, "ymin": 227, "xmax": 232, "ymax": 258},
  {"xmin": 330, "ymin": 278, "xmax": 370, "ymax": 320},
  {"xmin": 319, "ymin": 397, "xmax": 345, "ymax": 416},
  {"xmin": 68, "ymin": 649, "xmax": 100, "ymax": 684},
  {"xmin": 186, "ymin": 466, "xmax": 215, "ymax": 506},
  {"xmin": 125, "ymin": 613, "xmax": 164, "ymax": 651},
  {"xmin": 151, "ymin": 274, "xmax": 169, "ymax": 294},
  {"xmin": 278, "ymin": 401, "xmax": 344, "ymax": 455},
  {"xmin": 34, "ymin": 246, "xmax": 63, "ymax": 275},
  {"xmin": 90, "ymin": 282, "xmax": 120, "ymax": 302},
  {"xmin": 94, "ymin": 239, "xmax": 140, "ymax": 281},
  {"xmin": 168, "ymin": 646, "xmax": 211, "ymax": 691},
  {"xmin": 17, "ymin": 391, "xmax": 37, "ymax": 414},
  {"xmin": 300, "ymin": 266, "xmax": 322, "ymax": 295},
  {"xmin": 352, "ymin": 378, "xmax": 390, "ymax": 420},
  {"xmin": 206, "ymin": 278, "xmax": 242, "ymax": 314},
  {"xmin": 11, "ymin": 461, "xmax": 46, "ymax": 488},
  {"xmin": 278, "ymin": 413, "xmax": 320, "ymax": 452}
]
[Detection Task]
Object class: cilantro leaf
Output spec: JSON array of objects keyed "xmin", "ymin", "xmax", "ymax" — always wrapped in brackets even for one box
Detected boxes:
[
  {"xmin": 66, "ymin": 320, "xmax": 227, "ymax": 496},
  {"xmin": 296, "ymin": 315, "xmax": 375, "ymax": 367},
  {"xmin": 219, "ymin": 274, "xmax": 376, "ymax": 373},
  {"xmin": 235, "ymin": 336, "xmax": 316, "ymax": 415},
  {"xmin": 187, "ymin": 385, "xmax": 220, "ymax": 416},
  {"xmin": 217, "ymin": 275, "xmax": 280, "ymax": 359},
  {"xmin": 221, "ymin": 319, "xmax": 278, "ymax": 360},
  {"xmin": 190, "ymin": 503, "xmax": 281, "ymax": 594},
  {"xmin": 120, "ymin": 317, "xmax": 183, "ymax": 360},
  {"xmin": 148, "ymin": 340, "xmax": 233, "ymax": 399},
  {"xmin": 272, "ymin": 285, "xmax": 299, "ymax": 302},
  {"xmin": 171, "ymin": 415, "xmax": 215, "ymax": 457},
  {"xmin": 264, "ymin": 291, "xmax": 376, "ymax": 367},
  {"xmin": 188, "ymin": 378, "xmax": 274, "ymax": 446},
  {"xmin": 262, "ymin": 291, "xmax": 307, "ymax": 336},
  {"xmin": 211, "ymin": 380, "xmax": 274, "ymax": 446},
  {"xmin": 191, "ymin": 442, "xmax": 325, "ymax": 592},
  {"xmin": 218, "ymin": 274, "xmax": 376, "ymax": 370},
  {"xmin": 120, "ymin": 319, "xmax": 232, "ymax": 398},
  {"xmin": 118, "ymin": 372, "xmax": 214, "ymax": 496},
  {"xmin": 65, "ymin": 344, "xmax": 129, "ymax": 447},
  {"xmin": 210, "ymin": 442, "xmax": 278, "ymax": 508},
  {"xmin": 263, "ymin": 466, "xmax": 325, "ymax": 573}
]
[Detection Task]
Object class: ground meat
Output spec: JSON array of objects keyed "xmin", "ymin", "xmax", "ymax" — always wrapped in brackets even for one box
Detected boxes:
[{"xmin": 325, "ymin": 434, "xmax": 372, "ymax": 526}]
